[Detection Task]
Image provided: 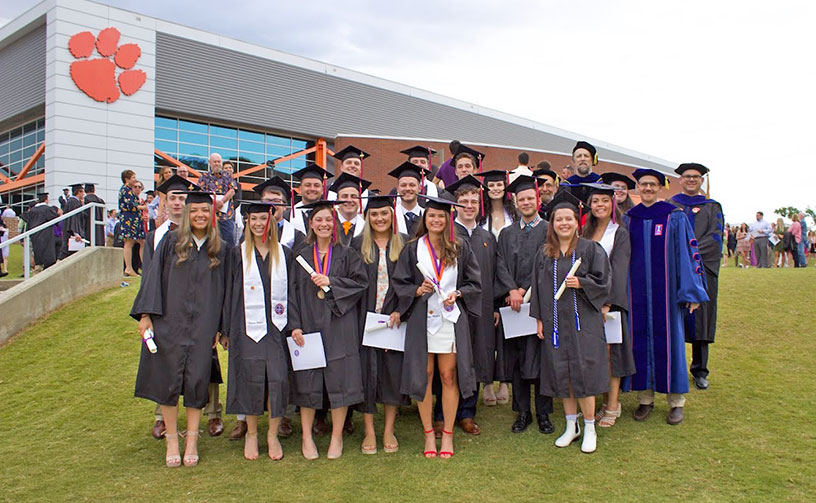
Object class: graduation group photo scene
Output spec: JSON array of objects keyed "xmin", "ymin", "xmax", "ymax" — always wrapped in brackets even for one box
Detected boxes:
[{"xmin": 129, "ymin": 139, "xmax": 722, "ymax": 467}]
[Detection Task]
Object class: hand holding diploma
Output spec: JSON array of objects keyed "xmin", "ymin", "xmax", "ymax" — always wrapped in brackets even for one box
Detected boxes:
[
  {"xmin": 416, "ymin": 262, "xmax": 447, "ymax": 298},
  {"xmin": 296, "ymin": 256, "xmax": 330, "ymax": 293},
  {"xmin": 554, "ymin": 258, "xmax": 582, "ymax": 300}
]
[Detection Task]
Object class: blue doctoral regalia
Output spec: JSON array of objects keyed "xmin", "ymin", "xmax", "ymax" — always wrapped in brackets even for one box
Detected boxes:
[{"xmin": 627, "ymin": 201, "xmax": 709, "ymax": 395}]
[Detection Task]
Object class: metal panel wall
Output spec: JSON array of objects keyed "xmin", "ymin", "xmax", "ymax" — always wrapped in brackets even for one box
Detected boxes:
[
  {"xmin": 155, "ymin": 32, "xmax": 666, "ymax": 171},
  {"xmin": 0, "ymin": 25, "xmax": 46, "ymax": 127}
]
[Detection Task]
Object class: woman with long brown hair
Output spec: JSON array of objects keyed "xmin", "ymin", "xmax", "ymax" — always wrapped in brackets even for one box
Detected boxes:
[
  {"xmin": 530, "ymin": 200, "xmax": 610, "ymax": 453},
  {"xmin": 351, "ymin": 195, "xmax": 409, "ymax": 455},
  {"xmin": 222, "ymin": 201, "xmax": 293, "ymax": 461},
  {"xmin": 289, "ymin": 200, "xmax": 368, "ymax": 460},
  {"xmin": 392, "ymin": 195, "xmax": 481, "ymax": 459},
  {"xmin": 131, "ymin": 191, "xmax": 227, "ymax": 467},
  {"xmin": 580, "ymin": 184, "xmax": 635, "ymax": 428},
  {"xmin": 155, "ymin": 166, "xmax": 174, "ymax": 227}
]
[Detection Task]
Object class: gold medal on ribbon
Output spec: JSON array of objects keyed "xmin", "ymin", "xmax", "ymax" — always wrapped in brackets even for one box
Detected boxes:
[{"xmin": 317, "ymin": 290, "xmax": 326, "ymax": 300}]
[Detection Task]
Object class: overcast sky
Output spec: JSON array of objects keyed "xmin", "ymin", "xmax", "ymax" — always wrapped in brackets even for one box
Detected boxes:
[{"xmin": 2, "ymin": 0, "xmax": 814, "ymax": 223}]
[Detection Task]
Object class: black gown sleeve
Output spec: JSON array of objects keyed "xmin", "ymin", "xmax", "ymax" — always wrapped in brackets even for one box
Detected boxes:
[
  {"xmin": 129, "ymin": 233, "xmax": 170, "ymax": 320},
  {"xmin": 576, "ymin": 240, "xmax": 611, "ymax": 312},
  {"xmin": 606, "ymin": 227, "xmax": 631, "ymax": 312}
]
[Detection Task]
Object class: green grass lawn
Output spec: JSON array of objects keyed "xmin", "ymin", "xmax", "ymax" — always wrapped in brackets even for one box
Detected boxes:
[{"xmin": 1, "ymin": 267, "xmax": 814, "ymax": 502}]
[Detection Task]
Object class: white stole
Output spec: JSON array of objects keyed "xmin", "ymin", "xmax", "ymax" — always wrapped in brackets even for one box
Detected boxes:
[
  {"xmin": 279, "ymin": 219, "xmax": 296, "ymax": 249},
  {"xmin": 241, "ymin": 241, "xmax": 288, "ymax": 342},
  {"xmin": 153, "ymin": 220, "xmax": 171, "ymax": 251},
  {"xmin": 291, "ymin": 201, "xmax": 307, "ymax": 235},
  {"xmin": 599, "ymin": 222, "xmax": 619, "ymax": 257},
  {"xmin": 417, "ymin": 235, "xmax": 460, "ymax": 335}
]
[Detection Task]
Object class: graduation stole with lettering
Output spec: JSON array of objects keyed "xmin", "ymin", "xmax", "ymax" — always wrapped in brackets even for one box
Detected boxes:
[
  {"xmin": 418, "ymin": 235, "xmax": 460, "ymax": 335},
  {"xmin": 242, "ymin": 241, "xmax": 288, "ymax": 342}
]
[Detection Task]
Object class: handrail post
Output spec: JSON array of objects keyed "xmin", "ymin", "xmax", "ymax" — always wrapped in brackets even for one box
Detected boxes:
[
  {"xmin": 89, "ymin": 207, "xmax": 96, "ymax": 247},
  {"xmin": 23, "ymin": 235, "xmax": 31, "ymax": 280}
]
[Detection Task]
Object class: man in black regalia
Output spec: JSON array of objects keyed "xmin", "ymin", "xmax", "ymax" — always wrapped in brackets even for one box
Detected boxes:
[
  {"xmin": 58, "ymin": 183, "xmax": 87, "ymax": 260},
  {"xmin": 83, "ymin": 183, "xmax": 106, "ymax": 246},
  {"xmin": 23, "ymin": 192, "xmax": 59, "ymax": 269}
]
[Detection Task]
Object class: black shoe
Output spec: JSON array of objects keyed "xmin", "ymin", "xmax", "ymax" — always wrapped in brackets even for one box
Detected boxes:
[
  {"xmin": 511, "ymin": 412, "xmax": 532, "ymax": 433},
  {"xmin": 537, "ymin": 414, "xmax": 555, "ymax": 434},
  {"xmin": 694, "ymin": 376, "xmax": 709, "ymax": 390}
]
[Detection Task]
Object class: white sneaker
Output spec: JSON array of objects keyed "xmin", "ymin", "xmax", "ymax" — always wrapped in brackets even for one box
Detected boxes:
[
  {"xmin": 581, "ymin": 421, "xmax": 597, "ymax": 453},
  {"xmin": 555, "ymin": 418, "xmax": 581, "ymax": 448}
]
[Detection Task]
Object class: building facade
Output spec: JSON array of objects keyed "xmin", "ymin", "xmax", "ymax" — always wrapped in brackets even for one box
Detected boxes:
[{"xmin": 0, "ymin": 0, "xmax": 678, "ymax": 214}]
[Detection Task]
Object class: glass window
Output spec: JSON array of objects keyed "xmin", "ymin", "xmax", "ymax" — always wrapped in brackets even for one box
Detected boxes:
[
  {"xmin": 178, "ymin": 119, "xmax": 208, "ymax": 134},
  {"xmin": 9, "ymin": 150, "xmax": 22, "ymax": 163},
  {"xmin": 238, "ymin": 130, "xmax": 264, "ymax": 143},
  {"xmin": 179, "ymin": 131, "xmax": 208, "ymax": 145},
  {"xmin": 10, "ymin": 137, "xmax": 21, "ymax": 152},
  {"xmin": 210, "ymin": 125, "xmax": 237, "ymax": 138},
  {"xmin": 236, "ymin": 151, "xmax": 264, "ymax": 164},
  {"xmin": 178, "ymin": 143, "xmax": 208, "ymax": 157},
  {"xmin": 217, "ymin": 150, "xmax": 238, "ymax": 161},
  {"xmin": 155, "ymin": 128, "xmax": 177, "ymax": 141},
  {"xmin": 155, "ymin": 140, "xmax": 177, "ymax": 153},
  {"xmin": 239, "ymin": 139, "xmax": 265, "ymax": 153},
  {"xmin": 23, "ymin": 145, "xmax": 36, "ymax": 160},
  {"xmin": 23, "ymin": 132, "xmax": 37, "ymax": 147},
  {"xmin": 155, "ymin": 116, "xmax": 177, "ymax": 129},
  {"xmin": 267, "ymin": 145, "xmax": 291, "ymax": 159},
  {"xmin": 292, "ymin": 139, "xmax": 308, "ymax": 150},
  {"xmin": 36, "ymin": 130, "xmax": 44, "ymax": 143},
  {"xmin": 266, "ymin": 134, "xmax": 291, "ymax": 147},
  {"xmin": 0, "ymin": 142, "xmax": 8, "ymax": 156},
  {"xmin": 209, "ymin": 136, "xmax": 237, "ymax": 150}
]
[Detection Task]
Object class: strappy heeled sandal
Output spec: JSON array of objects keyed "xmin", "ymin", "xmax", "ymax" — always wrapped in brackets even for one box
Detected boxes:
[
  {"xmin": 439, "ymin": 430, "xmax": 455, "ymax": 459},
  {"xmin": 182, "ymin": 430, "xmax": 200, "ymax": 467},
  {"xmin": 422, "ymin": 429, "xmax": 437, "ymax": 458},
  {"xmin": 594, "ymin": 403, "xmax": 608, "ymax": 422},
  {"xmin": 383, "ymin": 434, "xmax": 399, "ymax": 454},
  {"xmin": 598, "ymin": 404, "xmax": 622, "ymax": 428},
  {"xmin": 164, "ymin": 432, "xmax": 181, "ymax": 468}
]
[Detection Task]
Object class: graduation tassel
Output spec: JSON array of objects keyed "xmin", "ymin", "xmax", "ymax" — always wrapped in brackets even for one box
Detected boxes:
[
  {"xmin": 323, "ymin": 174, "xmax": 328, "ymax": 200},
  {"xmin": 449, "ymin": 210, "xmax": 454, "ymax": 243},
  {"xmin": 331, "ymin": 207, "xmax": 338, "ymax": 244},
  {"xmin": 420, "ymin": 170, "xmax": 426, "ymax": 196},
  {"xmin": 211, "ymin": 194, "xmax": 217, "ymax": 229},
  {"xmin": 392, "ymin": 197, "xmax": 398, "ymax": 235},
  {"xmin": 552, "ymin": 256, "xmax": 559, "ymax": 349},
  {"xmin": 505, "ymin": 171, "xmax": 512, "ymax": 202},
  {"xmin": 262, "ymin": 208, "xmax": 272, "ymax": 244},
  {"xmin": 571, "ymin": 251, "xmax": 581, "ymax": 332},
  {"xmin": 612, "ymin": 199, "xmax": 617, "ymax": 224},
  {"xmin": 289, "ymin": 176, "xmax": 295, "ymax": 218},
  {"xmin": 426, "ymin": 147, "xmax": 433, "ymax": 195},
  {"xmin": 479, "ymin": 185, "xmax": 485, "ymax": 220},
  {"xmin": 578, "ymin": 202, "xmax": 584, "ymax": 232},
  {"xmin": 359, "ymin": 158, "xmax": 364, "ymax": 211},
  {"xmin": 534, "ymin": 177, "xmax": 541, "ymax": 213}
]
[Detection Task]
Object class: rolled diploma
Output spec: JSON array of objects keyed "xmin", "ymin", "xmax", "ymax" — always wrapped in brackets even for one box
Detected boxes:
[
  {"xmin": 522, "ymin": 287, "xmax": 532, "ymax": 304},
  {"xmin": 143, "ymin": 328, "xmax": 158, "ymax": 354},
  {"xmin": 296, "ymin": 255, "xmax": 331, "ymax": 293},
  {"xmin": 365, "ymin": 321, "xmax": 390, "ymax": 333},
  {"xmin": 554, "ymin": 257, "xmax": 582, "ymax": 301},
  {"xmin": 416, "ymin": 262, "xmax": 448, "ymax": 298}
]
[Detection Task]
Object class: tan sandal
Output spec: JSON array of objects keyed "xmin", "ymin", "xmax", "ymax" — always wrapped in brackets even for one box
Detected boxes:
[
  {"xmin": 383, "ymin": 434, "xmax": 399, "ymax": 453},
  {"xmin": 598, "ymin": 404, "xmax": 621, "ymax": 428},
  {"xmin": 594, "ymin": 403, "xmax": 608, "ymax": 422},
  {"xmin": 182, "ymin": 430, "xmax": 200, "ymax": 467},
  {"xmin": 164, "ymin": 432, "xmax": 181, "ymax": 468}
]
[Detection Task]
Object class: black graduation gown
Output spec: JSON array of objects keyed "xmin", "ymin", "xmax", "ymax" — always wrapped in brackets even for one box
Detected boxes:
[
  {"xmin": 494, "ymin": 219, "xmax": 549, "ymax": 381},
  {"xmin": 350, "ymin": 234, "xmax": 411, "ymax": 413},
  {"xmin": 392, "ymin": 238, "xmax": 482, "ymax": 402},
  {"xmin": 84, "ymin": 193, "xmax": 106, "ymax": 246},
  {"xmin": 670, "ymin": 195, "xmax": 724, "ymax": 343},
  {"xmin": 530, "ymin": 238, "xmax": 611, "ymax": 398},
  {"xmin": 455, "ymin": 223, "xmax": 498, "ymax": 383},
  {"xmin": 337, "ymin": 223, "xmax": 358, "ymax": 247},
  {"xmin": 288, "ymin": 243, "xmax": 368, "ymax": 409},
  {"xmin": 59, "ymin": 196, "xmax": 87, "ymax": 259},
  {"xmin": 130, "ymin": 232, "xmax": 228, "ymax": 408},
  {"xmin": 223, "ymin": 246, "xmax": 293, "ymax": 417},
  {"xmin": 24, "ymin": 204, "xmax": 58, "ymax": 268},
  {"xmin": 277, "ymin": 223, "xmax": 306, "ymax": 254},
  {"xmin": 603, "ymin": 225, "xmax": 636, "ymax": 377}
]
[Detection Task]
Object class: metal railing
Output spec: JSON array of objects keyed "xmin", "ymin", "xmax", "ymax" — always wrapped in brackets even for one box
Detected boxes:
[{"xmin": 0, "ymin": 202, "xmax": 107, "ymax": 280}]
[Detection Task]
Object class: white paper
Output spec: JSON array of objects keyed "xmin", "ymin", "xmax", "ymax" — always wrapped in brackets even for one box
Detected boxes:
[
  {"xmin": 499, "ymin": 303, "xmax": 538, "ymax": 339},
  {"xmin": 216, "ymin": 194, "xmax": 228, "ymax": 214},
  {"xmin": 287, "ymin": 332, "xmax": 326, "ymax": 371},
  {"xmin": 769, "ymin": 235, "xmax": 780, "ymax": 246},
  {"xmin": 604, "ymin": 311, "xmax": 623, "ymax": 344},
  {"xmin": 363, "ymin": 312, "xmax": 406, "ymax": 351},
  {"xmin": 68, "ymin": 239, "xmax": 86, "ymax": 251}
]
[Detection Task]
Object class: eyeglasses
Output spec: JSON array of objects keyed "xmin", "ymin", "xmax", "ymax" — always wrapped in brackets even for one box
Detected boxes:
[{"xmin": 681, "ymin": 175, "xmax": 702, "ymax": 181}]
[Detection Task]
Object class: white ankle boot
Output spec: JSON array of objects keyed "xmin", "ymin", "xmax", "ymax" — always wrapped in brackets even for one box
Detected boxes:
[
  {"xmin": 581, "ymin": 421, "xmax": 597, "ymax": 453},
  {"xmin": 554, "ymin": 417, "xmax": 581, "ymax": 448}
]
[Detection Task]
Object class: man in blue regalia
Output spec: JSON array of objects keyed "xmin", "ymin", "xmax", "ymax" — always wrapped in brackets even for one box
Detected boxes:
[
  {"xmin": 670, "ymin": 163, "xmax": 724, "ymax": 391},
  {"xmin": 627, "ymin": 168, "xmax": 709, "ymax": 426}
]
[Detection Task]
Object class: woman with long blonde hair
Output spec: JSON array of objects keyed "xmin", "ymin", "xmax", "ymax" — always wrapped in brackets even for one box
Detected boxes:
[
  {"xmin": 132, "ymin": 191, "xmax": 227, "ymax": 468},
  {"xmin": 350, "ymin": 195, "xmax": 408, "ymax": 455},
  {"xmin": 221, "ymin": 201, "xmax": 293, "ymax": 461},
  {"xmin": 392, "ymin": 195, "xmax": 482, "ymax": 459},
  {"xmin": 289, "ymin": 200, "xmax": 368, "ymax": 460}
]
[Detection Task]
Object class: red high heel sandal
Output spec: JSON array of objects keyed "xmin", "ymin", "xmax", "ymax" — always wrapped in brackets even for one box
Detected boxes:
[
  {"xmin": 423, "ymin": 429, "xmax": 437, "ymax": 458},
  {"xmin": 440, "ymin": 430, "xmax": 455, "ymax": 459}
]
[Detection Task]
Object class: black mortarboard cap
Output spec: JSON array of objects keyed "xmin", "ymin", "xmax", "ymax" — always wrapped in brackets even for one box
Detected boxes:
[
  {"xmin": 157, "ymin": 175, "xmax": 198, "ymax": 195},
  {"xmin": 299, "ymin": 199, "xmax": 344, "ymax": 211},
  {"xmin": 582, "ymin": 182, "xmax": 618, "ymax": 197},
  {"xmin": 599, "ymin": 172, "xmax": 636, "ymax": 190},
  {"xmin": 674, "ymin": 163, "xmax": 709, "ymax": 176},
  {"xmin": 388, "ymin": 161, "xmax": 426, "ymax": 181},
  {"xmin": 632, "ymin": 168, "xmax": 668, "ymax": 186},
  {"xmin": 419, "ymin": 194, "xmax": 463, "ymax": 211},
  {"xmin": 506, "ymin": 174, "xmax": 538, "ymax": 195},
  {"xmin": 176, "ymin": 190, "xmax": 216, "ymax": 205},
  {"xmin": 475, "ymin": 170, "xmax": 509, "ymax": 183},
  {"xmin": 544, "ymin": 189, "xmax": 582, "ymax": 216},
  {"xmin": 362, "ymin": 194, "xmax": 397, "ymax": 213},
  {"xmin": 239, "ymin": 200, "xmax": 281, "ymax": 214},
  {"xmin": 532, "ymin": 167, "xmax": 559, "ymax": 182},
  {"xmin": 252, "ymin": 176, "xmax": 291, "ymax": 200},
  {"xmin": 328, "ymin": 172, "xmax": 372, "ymax": 193},
  {"xmin": 292, "ymin": 164, "xmax": 333, "ymax": 181},
  {"xmin": 454, "ymin": 144, "xmax": 485, "ymax": 162},
  {"xmin": 332, "ymin": 145, "xmax": 370, "ymax": 161},
  {"xmin": 400, "ymin": 145, "xmax": 437, "ymax": 159},
  {"xmin": 84, "ymin": 182, "xmax": 97, "ymax": 192},
  {"xmin": 445, "ymin": 175, "xmax": 484, "ymax": 195}
]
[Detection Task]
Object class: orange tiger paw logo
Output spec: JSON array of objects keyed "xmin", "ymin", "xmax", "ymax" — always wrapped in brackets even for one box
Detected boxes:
[{"xmin": 68, "ymin": 27, "xmax": 146, "ymax": 103}]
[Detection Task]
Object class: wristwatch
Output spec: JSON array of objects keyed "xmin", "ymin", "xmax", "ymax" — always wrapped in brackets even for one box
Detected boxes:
[{"xmin": 454, "ymin": 289, "xmax": 462, "ymax": 299}]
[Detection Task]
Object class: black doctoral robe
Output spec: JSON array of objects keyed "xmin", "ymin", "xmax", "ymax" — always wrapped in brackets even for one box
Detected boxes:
[
  {"xmin": 530, "ymin": 238, "xmax": 611, "ymax": 398},
  {"xmin": 455, "ymin": 222, "xmax": 498, "ymax": 383},
  {"xmin": 288, "ymin": 243, "xmax": 368, "ymax": 409},
  {"xmin": 494, "ymin": 219, "xmax": 549, "ymax": 381},
  {"xmin": 670, "ymin": 194, "xmax": 724, "ymax": 343},
  {"xmin": 130, "ymin": 232, "xmax": 228, "ymax": 408},
  {"xmin": 351, "ymin": 234, "xmax": 411, "ymax": 413},
  {"xmin": 24, "ymin": 203, "xmax": 58, "ymax": 268},
  {"xmin": 223, "ymin": 245, "xmax": 293, "ymax": 417},
  {"xmin": 392, "ymin": 238, "xmax": 482, "ymax": 401},
  {"xmin": 601, "ymin": 225, "xmax": 636, "ymax": 377},
  {"xmin": 83, "ymin": 193, "xmax": 106, "ymax": 246},
  {"xmin": 59, "ymin": 196, "xmax": 87, "ymax": 259}
]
